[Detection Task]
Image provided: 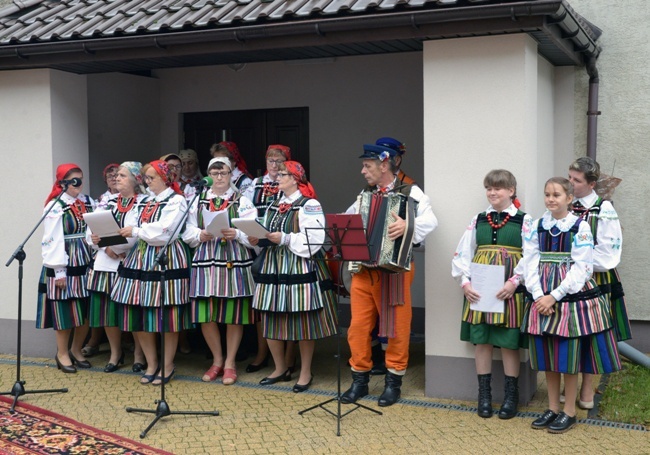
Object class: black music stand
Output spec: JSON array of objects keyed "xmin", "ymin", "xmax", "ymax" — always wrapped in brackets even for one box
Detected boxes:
[
  {"xmin": 125, "ymin": 184, "xmax": 219, "ymax": 438},
  {"xmin": 2, "ymin": 186, "xmax": 73, "ymax": 412},
  {"xmin": 299, "ymin": 214, "xmax": 382, "ymax": 436}
]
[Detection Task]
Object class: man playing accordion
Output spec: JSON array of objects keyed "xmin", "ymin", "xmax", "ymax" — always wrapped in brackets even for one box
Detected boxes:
[{"xmin": 342, "ymin": 141, "xmax": 438, "ymax": 407}]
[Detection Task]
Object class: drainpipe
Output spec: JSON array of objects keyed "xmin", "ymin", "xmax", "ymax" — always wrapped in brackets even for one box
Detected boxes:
[{"xmin": 586, "ymin": 56, "xmax": 600, "ymax": 160}]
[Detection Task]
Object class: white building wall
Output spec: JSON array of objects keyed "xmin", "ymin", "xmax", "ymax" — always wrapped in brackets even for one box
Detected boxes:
[
  {"xmin": 0, "ymin": 69, "xmax": 89, "ymax": 355},
  {"xmin": 422, "ymin": 34, "xmax": 547, "ymax": 399}
]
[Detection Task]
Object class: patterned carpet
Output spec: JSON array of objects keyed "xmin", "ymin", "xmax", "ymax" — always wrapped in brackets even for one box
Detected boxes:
[{"xmin": 0, "ymin": 395, "xmax": 172, "ymax": 455}]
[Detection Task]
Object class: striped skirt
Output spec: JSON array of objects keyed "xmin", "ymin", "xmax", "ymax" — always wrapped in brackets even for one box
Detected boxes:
[
  {"xmin": 594, "ymin": 269, "xmax": 632, "ymax": 341},
  {"xmin": 528, "ymin": 330, "xmax": 621, "ymax": 374},
  {"xmin": 115, "ymin": 303, "xmax": 191, "ymax": 333},
  {"xmin": 191, "ymin": 296, "xmax": 255, "ymax": 325},
  {"xmin": 36, "ymin": 268, "xmax": 88, "ymax": 330},
  {"xmin": 88, "ymin": 291, "xmax": 120, "ymax": 328},
  {"xmin": 111, "ymin": 240, "xmax": 190, "ymax": 308}
]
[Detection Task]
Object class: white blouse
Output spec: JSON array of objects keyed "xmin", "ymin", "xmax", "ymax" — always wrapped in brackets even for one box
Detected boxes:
[
  {"xmin": 523, "ymin": 211, "xmax": 594, "ymax": 302},
  {"xmin": 131, "ymin": 188, "xmax": 187, "ymax": 247},
  {"xmin": 574, "ymin": 190, "xmax": 623, "ymax": 272}
]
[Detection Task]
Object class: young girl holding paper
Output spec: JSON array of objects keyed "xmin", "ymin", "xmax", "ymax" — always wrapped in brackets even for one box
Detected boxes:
[
  {"xmin": 452, "ymin": 169, "xmax": 531, "ymax": 420},
  {"xmin": 182, "ymin": 157, "xmax": 257, "ymax": 385}
]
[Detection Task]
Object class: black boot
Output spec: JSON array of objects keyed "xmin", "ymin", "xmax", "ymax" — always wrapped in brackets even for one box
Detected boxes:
[
  {"xmin": 370, "ymin": 343, "xmax": 387, "ymax": 376},
  {"xmin": 477, "ymin": 374, "xmax": 493, "ymax": 418},
  {"xmin": 340, "ymin": 371, "xmax": 370, "ymax": 404},
  {"xmin": 378, "ymin": 372, "xmax": 402, "ymax": 407},
  {"xmin": 498, "ymin": 375, "xmax": 519, "ymax": 419}
]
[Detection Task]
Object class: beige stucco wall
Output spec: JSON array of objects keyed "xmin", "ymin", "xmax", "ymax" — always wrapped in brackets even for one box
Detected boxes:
[{"xmin": 568, "ymin": 1, "xmax": 650, "ymax": 320}]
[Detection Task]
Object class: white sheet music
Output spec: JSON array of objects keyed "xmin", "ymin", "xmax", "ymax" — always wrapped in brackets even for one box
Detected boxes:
[
  {"xmin": 203, "ymin": 209, "xmax": 230, "ymax": 237},
  {"xmin": 231, "ymin": 218, "xmax": 270, "ymax": 238},
  {"xmin": 469, "ymin": 263, "xmax": 505, "ymax": 314}
]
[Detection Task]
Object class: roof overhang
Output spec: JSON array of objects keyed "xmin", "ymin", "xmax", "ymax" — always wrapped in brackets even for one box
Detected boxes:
[{"xmin": 0, "ymin": 1, "xmax": 601, "ymax": 74}]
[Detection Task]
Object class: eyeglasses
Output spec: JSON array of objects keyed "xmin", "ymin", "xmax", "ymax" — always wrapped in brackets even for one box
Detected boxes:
[
  {"xmin": 276, "ymin": 172, "xmax": 291, "ymax": 178},
  {"xmin": 167, "ymin": 164, "xmax": 182, "ymax": 171},
  {"xmin": 267, "ymin": 159, "xmax": 285, "ymax": 166},
  {"xmin": 143, "ymin": 174, "xmax": 157, "ymax": 183},
  {"xmin": 209, "ymin": 171, "xmax": 231, "ymax": 178},
  {"xmin": 105, "ymin": 173, "xmax": 118, "ymax": 179}
]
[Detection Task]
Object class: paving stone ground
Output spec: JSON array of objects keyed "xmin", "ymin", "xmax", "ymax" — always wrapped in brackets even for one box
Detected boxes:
[{"xmin": 0, "ymin": 337, "xmax": 647, "ymax": 454}]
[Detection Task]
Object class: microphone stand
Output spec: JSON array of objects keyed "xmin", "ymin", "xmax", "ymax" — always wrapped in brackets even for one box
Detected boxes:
[
  {"xmin": 2, "ymin": 185, "xmax": 74, "ymax": 412},
  {"xmin": 299, "ymin": 216, "xmax": 382, "ymax": 436},
  {"xmin": 126, "ymin": 181, "xmax": 219, "ymax": 438}
]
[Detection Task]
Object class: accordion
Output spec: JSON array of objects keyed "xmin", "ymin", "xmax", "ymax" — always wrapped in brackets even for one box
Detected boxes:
[{"xmin": 359, "ymin": 191, "xmax": 416, "ymax": 272}]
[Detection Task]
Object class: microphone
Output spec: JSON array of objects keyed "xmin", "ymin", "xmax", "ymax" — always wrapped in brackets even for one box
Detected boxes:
[
  {"xmin": 59, "ymin": 178, "xmax": 82, "ymax": 188},
  {"xmin": 190, "ymin": 176, "xmax": 214, "ymax": 188}
]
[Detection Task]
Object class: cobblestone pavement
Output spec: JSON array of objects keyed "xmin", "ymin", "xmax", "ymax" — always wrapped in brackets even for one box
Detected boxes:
[{"xmin": 0, "ymin": 337, "xmax": 647, "ymax": 454}]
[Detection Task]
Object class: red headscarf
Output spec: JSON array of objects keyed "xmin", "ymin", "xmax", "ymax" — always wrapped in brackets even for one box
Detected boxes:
[
  {"xmin": 284, "ymin": 161, "xmax": 316, "ymax": 199},
  {"xmin": 149, "ymin": 160, "xmax": 182, "ymax": 195},
  {"xmin": 266, "ymin": 144, "xmax": 291, "ymax": 161},
  {"xmin": 102, "ymin": 163, "xmax": 120, "ymax": 181},
  {"xmin": 45, "ymin": 163, "xmax": 82, "ymax": 206},
  {"xmin": 218, "ymin": 141, "xmax": 252, "ymax": 178}
]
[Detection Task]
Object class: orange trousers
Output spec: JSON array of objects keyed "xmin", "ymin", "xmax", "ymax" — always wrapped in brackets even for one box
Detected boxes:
[{"xmin": 347, "ymin": 265, "xmax": 414, "ymax": 373}]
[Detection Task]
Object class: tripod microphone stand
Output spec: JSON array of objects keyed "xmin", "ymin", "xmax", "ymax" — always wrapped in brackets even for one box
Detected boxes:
[
  {"xmin": 125, "ymin": 183, "xmax": 219, "ymax": 438},
  {"xmin": 299, "ymin": 214, "xmax": 382, "ymax": 436},
  {"xmin": 2, "ymin": 186, "xmax": 74, "ymax": 412}
]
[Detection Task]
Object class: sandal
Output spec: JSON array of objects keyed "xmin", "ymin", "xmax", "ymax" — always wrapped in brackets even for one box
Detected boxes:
[
  {"xmin": 202, "ymin": 364, "xmax": 224, "ymax": 382},
  {"xmin": 222, "ymin": 368, "xmax": 237, "ymax": 385},
  {"xmin": 140, "ymin": 367, "xmax": 160, "ymax": 385}
]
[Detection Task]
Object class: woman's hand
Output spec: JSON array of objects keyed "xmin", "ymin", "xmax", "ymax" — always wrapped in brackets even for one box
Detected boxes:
[
  {"xmin": 496, "ymin": 280, "xmax": 517, "ymax": 300},
  {"xmin": 220, "ymin": 228, "xmax": 238, "ymax": 241},
  {"xmin": 534, "ymin": 295, "xmax": 556, "ymax": 316},
  {"xmin": 266, "ymin": 232, "xmax": 283, "ymax": 245},
  {"xmin": 199, "ymin": 230, "xmax": 214, "ymax": 243},
  {"xmin": 119, "ymin": 226, "xmax": 133, "ymax": 238},
  {"xmin": 90, "ymin": 234, "xmax": 101, "ymax": 245},
  {"xmin": 105, "ymin": 247, "xmax": 119, "ymax": 260},
  {"xmin": 463, "ymin": 283, "xmax": 481, "ymax": 304},
  {"xmin": 55, "ymin": 277, "xmax": 66, "ymax": 290},
  {"xmin": 248, "ymin": 236, "xmax": 259, "ymax": 246}
]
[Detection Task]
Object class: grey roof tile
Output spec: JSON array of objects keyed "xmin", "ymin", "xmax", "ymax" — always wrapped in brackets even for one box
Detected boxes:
[{"xmin": 268, "ymin": 0, "xmax": 310, "ymax": 19}]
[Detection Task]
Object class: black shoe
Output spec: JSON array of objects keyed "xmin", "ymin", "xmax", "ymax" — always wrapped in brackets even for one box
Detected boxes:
[
  {"xmin": 132, "ymin": 362, "xmax": 147, "ymax": 373},
  {"xmin": 259, "ymin": 369, "xmax": 291, "ymax": 385},
  {"xmin": 292, "ymin": 377, "xmax": 313, "ymax": 393},
  {"xmin": 547, "ymin": 412, "xmax": 577, "ymax": 434},
  {"xmin": 104, "ymin": 351, "xmax": 125, "ymax": 373},
  {"xmin": 246, "ymin": 356, "xmax": 270, "ymax": 373},
  {"xmin": 531, "ymin": 409, "xmax": 559, "ymax": 429},
  {"xmin": 477, "ymin": 374, "xmax": 493, "ymax": 418},
  {"xmin": 498, "ymin": 375, "xmax": 519, "ymax": 420},
  {"xmin": 378, "ymin": 372, "xmax": 403, "ymax": 407},
  {"xmin": 55, "ymin": 355, "xmax": 76, "ymax": 374},
  {"xmin": 69, "ymin": 351, "xmax": 91, "ymax": 369},
  {"xmin": 340, "ymin": 371, "xmax": 370, "ymax": 404}
]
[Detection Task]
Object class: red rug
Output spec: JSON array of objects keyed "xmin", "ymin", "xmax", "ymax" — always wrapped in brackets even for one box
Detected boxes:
[{"xmin": 0, "ymin": 395, "xmax": 172, "ymax": 455}]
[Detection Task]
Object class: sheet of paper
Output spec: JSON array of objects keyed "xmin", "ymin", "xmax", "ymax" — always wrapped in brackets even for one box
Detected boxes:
[
  {"xmin": 469, "ymin": 263, "xmax": 505, "ymax": 314},
  {"xmin": 231, "ymin": 218, "xmax": 270, "ymax": 238},
  {"xmin": 92, "ymin": 251, "xmax": 121, "ymax": 273},
  {"xmin": 203, "ymin": 209, "xmax": 231, "ymax": 237},
  {"xmin": 82, "ymin": 211, "xmax": 122, "ymax": 238}
]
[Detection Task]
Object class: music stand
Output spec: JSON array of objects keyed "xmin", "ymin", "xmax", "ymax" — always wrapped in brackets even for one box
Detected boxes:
[
  {"xmin": 125, "ymin": 184, "xmax": 219, "ymax": 438},
  {"xmin": 2, "ymin": 186, "xmax": 73, "ymax": 412},
  {"xmin": 299, "ymin": 214, "xmax": 382, "ymax": 436}
]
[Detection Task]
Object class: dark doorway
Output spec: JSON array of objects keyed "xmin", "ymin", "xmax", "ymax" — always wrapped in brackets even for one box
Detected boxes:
[{"xmin": 183, "ymin": 107, "xmax": 309, "ymax": 177}]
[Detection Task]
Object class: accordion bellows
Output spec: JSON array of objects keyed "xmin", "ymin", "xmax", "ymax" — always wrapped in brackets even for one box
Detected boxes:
[{"xmin": 359, "ymin": 191, "xmax": 416, "ymax": 272}]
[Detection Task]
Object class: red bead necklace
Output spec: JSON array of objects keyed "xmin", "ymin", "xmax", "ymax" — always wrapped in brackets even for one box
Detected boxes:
[
  {"xmin": 141, "ymin": 201, "xmax": 160, "ymax": 224},
  {"xmin": 209, "ymin": 197, "xmax": 229, "ymax": 212},
  {"xmin": 68, "ymin": 199, "xmax": 87, "ymax": 222},
  {"xmin": 116, "ymin": 196, "xmax": 136, "ymax": 213},
  {"xmin": 486, "ymin": 212, "xmax": 510, "ymax": 230},
  {"xmin": 278, "ymin": 202, "xmax": 293, "ymax": 214},
  {"xmin": 262, "ymin": 182, "xmax": 279, "ymax": 197}
]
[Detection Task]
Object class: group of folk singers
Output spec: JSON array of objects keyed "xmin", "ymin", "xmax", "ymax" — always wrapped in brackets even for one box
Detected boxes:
[{"xmin": 37, "ymin": 136, "xmax": 628, "ymax": 434}]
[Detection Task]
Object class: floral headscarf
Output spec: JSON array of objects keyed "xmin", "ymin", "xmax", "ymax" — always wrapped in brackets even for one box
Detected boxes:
[
  {"xmin": 284, "ymin": 161, "xmax": 316, "ymax": 199},
  {"xmin": 218, "ymin": 141, "xmax": 252, "ymax": 178},
  {"xmin": 120, "ymin": 161, "xmax": 146, "ymax": 194},
  {"xmin": 149, "ymin": 160, "xmax": 182, "ymax": 195},
  {"xmin": 45, "ymin": 163, "xmax": 82, "ymax": 205}
]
